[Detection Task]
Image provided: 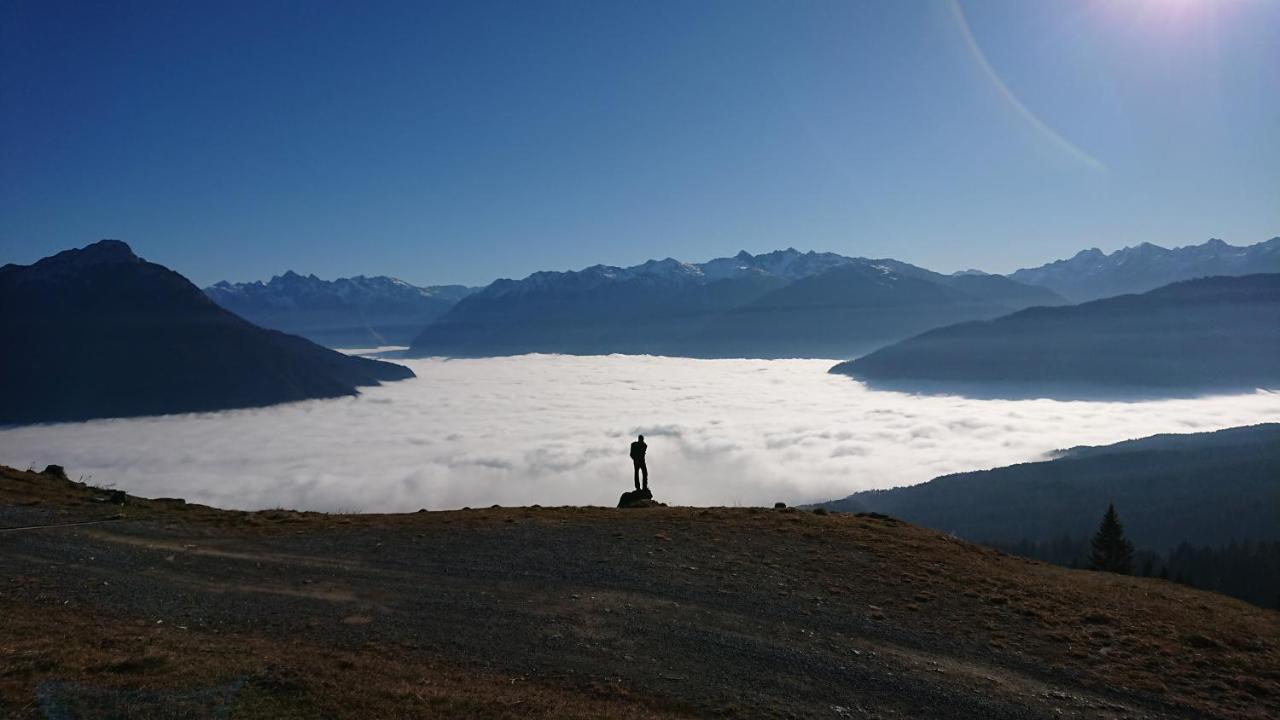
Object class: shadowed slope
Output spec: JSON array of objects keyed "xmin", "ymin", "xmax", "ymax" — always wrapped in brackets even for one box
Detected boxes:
[
  {"xmin": 832, "ymin": 274, "xmax": 1280, "ymax": 398},
  {"xmin": 0, "ymin": 241, "xmax": 414, "ymax": 425},
  {"xmin": 820, "ymin": 424, "xmax": 1280, "ymax": 552}
]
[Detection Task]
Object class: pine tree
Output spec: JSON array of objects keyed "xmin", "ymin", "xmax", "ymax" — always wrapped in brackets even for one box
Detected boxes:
[{"xmin": 1089, "ymin": 503, "xmax": 1135, "ymax": 574}]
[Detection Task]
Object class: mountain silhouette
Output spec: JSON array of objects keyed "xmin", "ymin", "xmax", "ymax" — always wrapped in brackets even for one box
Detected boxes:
[
  {"xmin": 0, "ymin": 240, "xmax": 414, "ymax": 425},
  {"xmin": 819, "ymin": 420, "xmax": 1280, "ymax": 604},
  {"xmin": 832, "ymin": 274, "xmax": 1280, "ymax": 397}
]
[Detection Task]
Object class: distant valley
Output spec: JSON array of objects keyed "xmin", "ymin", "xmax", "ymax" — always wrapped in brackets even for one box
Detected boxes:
[
  {"xmin": 202, "ymin": 237, "xmax": 1280, "ymax": 365},
  {"xmin": 7, "ymin": 235, "xmax": 1279, "ymax": 429}
]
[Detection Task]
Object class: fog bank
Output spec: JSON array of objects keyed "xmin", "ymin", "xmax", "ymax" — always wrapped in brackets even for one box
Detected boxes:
[{"xmin": 3, "ymin": 355, "xmax": 1277, "ymax": 512}]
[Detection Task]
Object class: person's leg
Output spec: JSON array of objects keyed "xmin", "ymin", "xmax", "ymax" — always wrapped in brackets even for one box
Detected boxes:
[
  {"xmin": 633, "ymin": 462, "xmax": 641, "ymax": 491},
  {"xmin": 640, "ymin": 461, "xmax": 648, "ymax": 490}
]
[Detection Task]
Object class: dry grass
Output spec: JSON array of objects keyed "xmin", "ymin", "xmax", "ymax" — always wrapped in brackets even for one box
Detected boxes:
[
  {"xmin": 0, "ymin": 603, "xmax": 689, "ymax": 719},
  {"xmin": 3, "ymin": 465, "xmax": 1280, "ymax": 718}
]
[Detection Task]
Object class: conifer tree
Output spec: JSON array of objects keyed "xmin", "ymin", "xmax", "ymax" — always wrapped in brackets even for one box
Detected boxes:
[{"xmin": 1089, "ymin": 503, "xmax": 1135, "ymax": 574}]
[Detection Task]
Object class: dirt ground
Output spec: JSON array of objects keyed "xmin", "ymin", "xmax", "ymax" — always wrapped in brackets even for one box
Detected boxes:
[{"xmin": 2, "ymin": 465, "xmax": 1278, "ymax": 719}]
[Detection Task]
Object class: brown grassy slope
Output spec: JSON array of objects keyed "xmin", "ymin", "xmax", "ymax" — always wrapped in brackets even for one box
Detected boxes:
[{"xmin": 2, "ymin": 464, "xmax": 1279, "ymax": 719}]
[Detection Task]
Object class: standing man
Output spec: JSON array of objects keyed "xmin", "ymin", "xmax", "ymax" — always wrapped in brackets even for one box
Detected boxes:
[{"xmin": 630, "ymin": 434, "xmax": 648, "ymax": 491}]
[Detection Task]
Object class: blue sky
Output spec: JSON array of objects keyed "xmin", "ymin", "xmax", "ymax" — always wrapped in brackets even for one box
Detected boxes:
[{"xmin": 2, "ymin": 0, "xmax": 1277, "ymax": 287}]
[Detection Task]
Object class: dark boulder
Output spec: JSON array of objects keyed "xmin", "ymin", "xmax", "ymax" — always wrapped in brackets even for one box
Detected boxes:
[
  {"xmin": 42, "ymin": 465, "xmax": 68, "ymax": 479},
  {"xmin": 618, "ymin": 488, "xmax": 661, "ymax": 508}
]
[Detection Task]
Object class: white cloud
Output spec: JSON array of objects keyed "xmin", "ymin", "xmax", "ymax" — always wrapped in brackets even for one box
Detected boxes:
[{"xmin": 2, "ymin": 354, "xmax": 1278, "ymax": 512}]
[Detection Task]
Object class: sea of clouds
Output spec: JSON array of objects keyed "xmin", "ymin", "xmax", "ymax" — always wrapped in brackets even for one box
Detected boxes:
[{"xmin": 3, "ymin": 354, "xmax": 1278, "ymax": 512}]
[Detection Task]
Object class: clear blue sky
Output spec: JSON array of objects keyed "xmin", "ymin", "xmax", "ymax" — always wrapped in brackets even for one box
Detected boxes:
[{"xmin": 3, "ymin": 0, "xmax": 1277, "ymax": 287}]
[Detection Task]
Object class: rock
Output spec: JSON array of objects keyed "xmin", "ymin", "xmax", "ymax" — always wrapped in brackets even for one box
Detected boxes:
[
  {"xmin": 774, "ymin": 502, "xmax": 787, "ymax": 509},
  {"xmin": 42, "ymin": 465, "xmax": 67, "ymax": 479},
  {"xmin": 618, "ymin": 488, "xmax": 656, "ymax": 508}
]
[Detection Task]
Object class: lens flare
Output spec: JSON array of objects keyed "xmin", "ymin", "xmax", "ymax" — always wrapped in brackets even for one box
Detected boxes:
[{"xmin": 946, "ymin": 1, "xmax": 1106, "ymax": 172}]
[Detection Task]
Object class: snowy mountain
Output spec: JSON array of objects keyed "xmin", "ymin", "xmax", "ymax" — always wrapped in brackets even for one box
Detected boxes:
[
  {"xmin": 1009, "ymin": 237, "xmax": 1280, "ymax": 302},
  {"xmin": 408, "ymin": 248, "xmax": 1063, "ymax": 359},
  {"xmin": 205, "ymin": 273, "xmax": 478, "ymax": 347},
  {"xmin": 473, "ymin": 248, "xmax": 855, "ymax": 301}
]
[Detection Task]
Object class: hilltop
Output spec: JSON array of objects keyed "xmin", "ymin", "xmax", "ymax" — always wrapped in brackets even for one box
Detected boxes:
[{"xmin": 2, "ymin": 465, "xmax": 1277, "ymax": 718}]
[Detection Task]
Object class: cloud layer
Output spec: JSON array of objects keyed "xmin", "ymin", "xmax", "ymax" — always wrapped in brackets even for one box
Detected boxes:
[{"xmin": 3, "ymin": 354, "xmax": 1278, "ymax": 512}]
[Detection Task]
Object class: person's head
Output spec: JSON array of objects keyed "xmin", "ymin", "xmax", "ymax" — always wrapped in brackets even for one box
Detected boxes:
[{"xmin": 638, "ymin": 434, "xmax": 644, "ymax": 442}]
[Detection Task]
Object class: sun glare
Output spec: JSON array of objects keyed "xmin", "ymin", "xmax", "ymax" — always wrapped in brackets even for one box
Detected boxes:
[{"xmin": 1096, "ymin": 0, "xmax": 1228, "ymax": 31}]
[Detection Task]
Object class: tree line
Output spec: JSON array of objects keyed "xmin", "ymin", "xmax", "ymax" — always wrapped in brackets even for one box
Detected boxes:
[{"xmin": 990, "ymin": 504, "xmax": 1280, "ymax": 609}]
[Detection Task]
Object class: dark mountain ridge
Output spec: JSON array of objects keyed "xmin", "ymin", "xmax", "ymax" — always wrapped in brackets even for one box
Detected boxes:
[
  {"xmin": 819, "ymin": 423, "xmax": 1280, "ymax": 552},
  {"xmin": 816, "ymin": 423, "xmax": 1280, "ymax": 606},
  {"xmin": 0, "ymin": 240, "xmax": 414, "ymax": 425},
  {"xmin": 832, "ymin": 273, "xmax": 1280, "ymax": 398}
]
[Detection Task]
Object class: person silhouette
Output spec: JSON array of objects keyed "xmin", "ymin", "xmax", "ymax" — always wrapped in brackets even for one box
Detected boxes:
[{"xmin": 629, "ymin": 434, "xmax": 648, "ymax": 491}]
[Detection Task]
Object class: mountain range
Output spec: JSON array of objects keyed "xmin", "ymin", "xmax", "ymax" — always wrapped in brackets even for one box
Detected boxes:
[
  {"xmin": 407, "ymin": 249, "xmax": 1064, "ymax": 358},
  {"xmin": 1009, "ymin": 236, "xmax": 1280, "ymax": 302},
  {"xmin": 205, "ymin": 273, "xmax": 477, "ymax": 347},
  {"xmin": 832, "ymin": 273, "xmax": 1280, "ymax": 398},
  {"xmin": 197, "ymin": 236, "xmax": 1280, "ymax": 359},
  {"xmin": 0, "ymin": 240, "xmax": 414, "ymax": 425}
]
